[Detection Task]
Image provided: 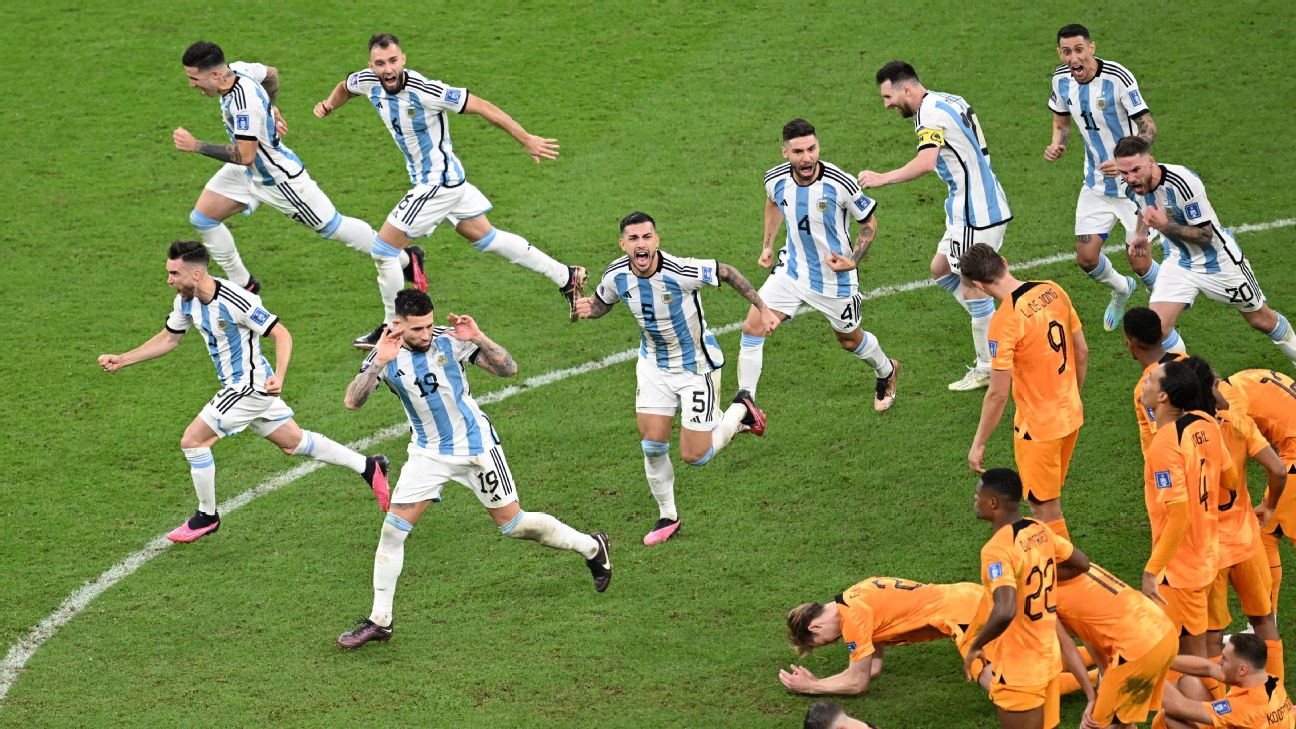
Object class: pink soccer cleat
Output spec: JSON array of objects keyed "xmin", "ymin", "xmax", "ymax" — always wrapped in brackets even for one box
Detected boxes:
[
  {"xmin": 167, "ymin": 511, "xmax": 221, "ymax": 543},
  {"xmin": 643, "ymin": 518, "xmax": 681, "ymax": 546},
  {"xmin": 364, "ymin": 455, "xmax": 391, "ymax": 512}
]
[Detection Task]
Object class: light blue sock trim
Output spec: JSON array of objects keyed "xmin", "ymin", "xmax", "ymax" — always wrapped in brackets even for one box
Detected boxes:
[
  {"xmin": 383, "ymin": 512, "xmax": 413, "ymax": 532},
  {"xmin": 472, "ymin": 228, "xmax": 499, "ymax": 251},
  {"xmin": 740, "ymin": 334, "xmax": 765, "ymax": 349},
  {"xmin": 189, "ymin": 209, "xmax": 221, "ymax": 231},
  {"xmin": 968, "ymin": 298, "xmax": 996, "ymax": 319},
  {"xmin": 936, "ymin": 273, "xmax": 962, "ymax": 294},
  {"xmin": 372, "ymin": 235, "xmax": 402, "ymax": 258},
  {"xmin": 1162, "ymin": 328, "xmax": 1182, "ymax": 351},
  {"xmin": 1086, "ymin": 254, "xmax": 1110, "ymax": 280},
  {"xmin": 1269, "ymin": 314, "xmax": 1292, "ymax": 342},
  {"xmin": 686, "ymin": 446, "xmax": 715, "ymax": 467},
  {"xmin": 318, "ymin": 212, "xmax": 343, "ymax": 239},
  {"xmin": 1140, "ymin": 261, "xmax": 1160, "ymax": 289},
  {"xmin": 498, "ymin": 510, "xmax": 525, "ymax": 535},
  {"xmin": 852, "ymin": 333, "xmax": 872, "ymax": 354},
  {"xmin": 641, "ymin": 439, "xmax": 670, "ymax": 458},
  {"xmin": 185, "ymin": 451, "xmax": 214, "ymax": 469}
]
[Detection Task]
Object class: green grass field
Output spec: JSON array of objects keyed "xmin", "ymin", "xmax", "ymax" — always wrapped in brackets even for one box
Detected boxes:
[{"xmin": 2, "ymin": 1, "xmax": 1294, "ymax": 726}]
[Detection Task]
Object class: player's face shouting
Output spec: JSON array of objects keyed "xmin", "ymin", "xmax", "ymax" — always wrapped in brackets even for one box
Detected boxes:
[
  {"xmin": 1116, "ymin": 154, "xmax": 1155, "ymax": 194},
  {"xmin": 397, "ymin": 311, "xmax": 436, "ymax": 352},
  {"xmin": 368, "ymin": 45, "xmax": 407, "ymax": 93},
  {"xmin": 782, "ymin": 135, "xmax": 820, "ymax": 183},
  {"xmin": 166, "ymin": 259, "xmax": 199, "ymax": 299},
  {"xmin": 183, "ymin": 66, "xmax": 221, "ymax": 97},
  {"xmin": 1057, "ymin": 36, "xmax": 1097, "ymax": 82},
  {"xmin": 619, "ymin": 222, "xmax": 660, "ymax": 275}
]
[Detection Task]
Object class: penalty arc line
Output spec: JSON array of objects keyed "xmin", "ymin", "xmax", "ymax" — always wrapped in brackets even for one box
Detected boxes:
[{"xmin": 2, "ymin": 215, "xmax": 1292, "ymax": 706}]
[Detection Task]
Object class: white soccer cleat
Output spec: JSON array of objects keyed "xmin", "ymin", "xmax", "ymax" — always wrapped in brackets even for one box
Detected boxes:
[
  {"xmin": 1103, "ymin": 275, "xmax": 1137, "ymax": 332},
  {"xmin": 948, "ymin": 366, "xmax": 991, "ymax": 392}
]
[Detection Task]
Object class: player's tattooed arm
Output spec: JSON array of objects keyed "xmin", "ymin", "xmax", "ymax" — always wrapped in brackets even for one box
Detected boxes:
[
  {"xmin": 717, "ymin": 263, "xmax": 765, "ymax": 310},
  {"xmin": 471, "ymin": 338, "xmax": 518, "ymax": 378},
  {"xmin": 1159, "ymin": 220, "xmax": 1214, "ymax": 246},
  {"xmin": 580, "ymin": 296, "xmax": 615, "ymax": 320},
  {"xmin": 344, "ymin": 366, "xmax": 383, "ymax": 410},
  {"xmin": 260, "ymin": 66, "xmax": 281, "ymax": 105},
  {"xmin": 850, "ymin": 215, "xmax": 878, "ymax": 264},
  {"xmin": 1134, "ymin": 113, "xmax": 1157, "ymax": 145},
  {"xmin": 195, "ymin": 141, "xmax": 247, "ymax": 164}
]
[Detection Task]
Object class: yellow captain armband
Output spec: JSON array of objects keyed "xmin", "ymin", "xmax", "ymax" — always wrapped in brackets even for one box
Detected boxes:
[{"xmin": 916, "ymin": 127, "xmax": 945, "ymax": 148}]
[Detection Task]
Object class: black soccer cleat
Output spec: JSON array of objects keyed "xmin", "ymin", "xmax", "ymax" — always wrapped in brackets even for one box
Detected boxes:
[
  {"xmin": 336, "ymin": 618, "xmax": 393, "ymax": 649},
  {"xmin": 352, "ymin": 324, "xmax": 385, "ymax": 351},
  {"xmin": 732, "ymin": 389, "xmax": 766, "ymax": 436},
  {"xmin": 586, "ymin": 530, "xmax": 612, "ymax": 592},
  {"xmin": 243, "ymin": 275, "xmax": 262, "ymax": 295},
  {"xmin": 402, "ymin": 245, "xmax": 427, "ymax": 292},
  {"xmin": 874, "ymin": 358, "xmax": 900, "ymax": 413},
  {"xmin": 560, "ymin": 265, "xmax": 587, "ymax": 323}
]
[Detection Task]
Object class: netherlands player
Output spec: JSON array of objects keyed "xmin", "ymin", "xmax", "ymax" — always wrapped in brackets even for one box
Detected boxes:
[
  {"xmin": 965, "ymin": 468, "xmax": 1092, "ymax": 729},
  {"xmin": 781, "ymin": 577, "xmax": 990, "ymax": 695},
  {"xmin": 174, "ymin": 42, "xmax": 418, "ymax": 302},
  {"xmin": 574, "ymin": 212, "xmax": 777, "ymax": 546},
  {"xmin": 1122, "ymin": 307, "xmax": 1186, "ymax": 455},
  {"xmin": 1156, "ymin": 634, "xmax": 1294, "ymax": 729},
  {"xmin": 1045, "ymin": 24, "xmax": 1162, "ymax": 332},
  {"xmin": 313, "ymin": 33, "xmax": 586, "ymax": 349},
  {"xmin": 97, "ymin": 241, "xmax": 390, "ymax": 542},
  {"xmin": 1139, "ymin": 358, "xmax": 1225, "ymax": 663},
  {"xmin": 737, "ymin": 119, "xmax": 899, "ymax": 412},
  {"xmin": 962, "ymin": 244, "xmax": 1087, "ymax": 541},
  {"xmin": 336, "ymin": 289, "xmax": 610, "ymax": 648},
  {"xmin": 1115, "ymin": 136, "xmax": 1296, "ymax": 366},
  {"xmin": 861, "ymin": 61, "xmax": 1012, "ymax": 392}
]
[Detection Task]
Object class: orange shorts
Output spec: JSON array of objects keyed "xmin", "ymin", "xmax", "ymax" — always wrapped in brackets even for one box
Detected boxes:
[
  {"xmin": 1262, "ymin": 465, "xmax": 1296, "ymax": 540},
  {"xmin": 1091, "ymin": 628, "xmax": 1177, "ymax": 725},
  {"xmin": 955, "ymin": 594, "xmax": 993, "ymax": 677},
  {"xmin": 1161, "ymin": 582, "xmax": 1210, "ymax": 637},
  {"xmin": 990, "ymin": 678, "xmax": 1060, "ymax": 727},
  {"xmin": 1014, "ymin": 429, "xmax": 1079, "ymax": 503},
  {"xmin": 1208, "ymin": 546, "xmax": 1273, "ymax": 630}
]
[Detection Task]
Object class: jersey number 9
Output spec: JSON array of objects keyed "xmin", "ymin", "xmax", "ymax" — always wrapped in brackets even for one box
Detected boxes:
[{"xmin": 1047, "ymin": 321, "xmax": 1068, "ymax": 375}]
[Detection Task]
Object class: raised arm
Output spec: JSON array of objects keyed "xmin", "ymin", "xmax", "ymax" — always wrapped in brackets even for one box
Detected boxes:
[
  {"xmin": 462, "ymin": 95, "xmax": 558, "ymax": 163},
  {"xmin": 260, "ymin": 66, "xmax": 281, "ymax": 105},
  {"xmin": 98, "ymin": 329, "xmax": 184, "ymax": 372},
  {"xmin": 314, "ymin": 80, "xmax": 357, "ymax": 118},
  {"xmin": 575, "ymin": 294, "xmax": 616, "ymax": 321},
  {"xmin": 859, "ymin": 147, "xmax": 938, "ymax": 189},
  {"xmin": 1134, "ymin": 112, "xmax": 1157, "ymax": 145},
  {"xmin": 447, "ymin": 314, "xmax": 517, "ymax": 378},
  {"xmin": 345, "ymin": 327, "xmax": 401, "ymax": 410}
]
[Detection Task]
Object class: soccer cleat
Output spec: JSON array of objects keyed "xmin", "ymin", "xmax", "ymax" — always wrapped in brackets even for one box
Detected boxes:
[
  {"xmin": 560, "ymin": 265, "xmax": 587, "ymax": 323},
  {"xmin": 363, "ymin": 455, "xmax": 391, "ymax": 512},
  {"xmin": 948, "ymin": 366, "xmax": 991, "ymax": 392},
  {"xmin": 166, "ymin": 510, "xmax": 220, "ymax": 543},
  {"xmin": 1103, "ymin": 275, "xmax": 1138, "ymax": 332},
  {"xmin": 874, "ymin": 358, "xmax": 900, "ymax": 413},
  {"xmin": 351, "ymin": 324, "xmax": 385, "ymax": 351},
  {"xmin": 402, "ymin": 245, "xmax": 427, "ymax": 293},
  {"xmin": 643, "ymin": 518, "xmax": 681, "ymax": 546},
  {"xmin": 586, "ymin": 530, "xmax": 612, "ymax": 592},
  {"xmin": 336, "ymin": 618, "xmax": 393, "ymax": 649},
  {"xmin": 243, "ymin": 275, "xmax": 262, "ymax": 295},
  {"xmin": 732, "ymin": 389, "xmax": 766, "ymax": 436}
]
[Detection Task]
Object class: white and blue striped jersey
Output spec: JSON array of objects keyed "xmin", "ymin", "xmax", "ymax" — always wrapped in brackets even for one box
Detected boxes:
[
  {"xmin": 362, "ymin": 331, "xmax": 497, "ymax": 457},
  {"xmin": 165, "ymin": 279, "xmax": 277, "ymax": 391},
  {"xmin": 915, "ymin": 91, "xmax": 1012, "ymax": 230},
  {"xmin": 1123, "ymin": 163, "xmax": 1242, "ymax": 274},
  {"xmin": 594, "ymin": 252, "xmax": 724, "ymax": 375},
  {"xmin": 222, "ymin": 61, "xmax": 304, "ymax": 186},
  {"xmin": 1049, "ymin": 59, "xmax": 1150, "ymax": 197},
  {"xmin": 763, "ymin": 161, "xmax": 876, "ymax": 298},
  {"xmin": 346, "ymin": 68, "xmax": 470, "ymax": 187}
]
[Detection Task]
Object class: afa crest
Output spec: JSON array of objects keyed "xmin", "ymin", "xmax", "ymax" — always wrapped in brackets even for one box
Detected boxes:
[
  {"xmin": 815, "ymin": 199, "xmax": 829, "ymax": 212},
  {"xmin": 1095, "ymin": 98, "xmax": 1107, "ymax": 110},
  {"xmin": 435, "ymin": 353, "xmax": 449, "ymax": 367},
  {"xmin": 662, "ymin": 292, "xmax": 674, "ymax": 304}
]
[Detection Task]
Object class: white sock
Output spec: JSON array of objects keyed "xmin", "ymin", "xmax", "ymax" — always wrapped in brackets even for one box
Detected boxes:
[
  {"xmin": 642, "ymin": 440, "xmax": 676, "ymax": 520},
  {"xmin": 499, "ymin": 510, "xmax": 598, "ymax": 559},
  {"xmin": 183, "ymin": 447, "xmax": 217, "ymax": 515},
  {"xmin": 852, "ymin": 331, "xmax": 893, "ymax": 378},
  {"xmin": 738, "ymin": 334, "xmax": 765, "ymax": 396},
  {"xmin": 968, "ymin": 297, "xmax": 995, "ymax": 370},
  {"xmin": 371, "ymin": 234, "xmax": 404, "ymax": 323},
  {"xmin": 710, "ymin": 405, "xmax": 747, "ymax": 453},
  {"xmin": 1085, "ymin": 253, "xmax": 1132, "ymax": 294},
  {"xmin": 190, "ymin": 210, "xmax": 251, "ymax": 286},
  {"xmin": 292, "ymin": 430, "xmax": 366, "ymax": 473},
  {"xmin": 370, "ymin": 513, "xmax": 411, "ymax": 627},
  {"xmin": 324, "ymin": 216, "xmax": 378, "ymax": 256},
  {"xmin": 1269, "ymin": 314, "xmax": 1296, "ymax": 365},
  {"xmin": 473, "ymin": 229, "xmax": 567, "ymax": 286}
]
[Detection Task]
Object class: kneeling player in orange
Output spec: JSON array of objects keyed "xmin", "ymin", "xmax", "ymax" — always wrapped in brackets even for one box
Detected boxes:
[
  {"xmin": 1156, "ymin": 634, "xmax": 1294, "ymax": 728},
  {"xmin": 781, "ymin": 577, "xmax": 989, "ymax": 695},
  {"xmin": 1055, "ymin": 559, "xmax": 1178, "ymax": 727}
]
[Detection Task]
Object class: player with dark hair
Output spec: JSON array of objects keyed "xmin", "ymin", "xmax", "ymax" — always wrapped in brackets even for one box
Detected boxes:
[
  {"xmin": 1156, "ymin": 633, "xmax": 1293, "ymax": 728},
  {"xmin": 1124, "ymin": 307, "xmax": 1187, "ymax": 453},
  {"xmin": 803, "ymin": 700, "xmax": 880, "ymax": 729}
]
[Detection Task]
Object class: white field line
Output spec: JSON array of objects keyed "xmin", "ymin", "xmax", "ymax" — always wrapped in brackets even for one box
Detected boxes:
[{"xmin": 2, "ymin": 216, "xmax": 1292, "ymax": 706}]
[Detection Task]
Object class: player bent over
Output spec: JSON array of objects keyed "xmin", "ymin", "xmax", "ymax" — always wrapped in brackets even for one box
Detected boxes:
[
  {"xmin": 1155, "ymin": 635, "xmax": 1294, "ymax": 729},
  {"xmin": 98, "ymin": 241, "xmax": 389, "ymax": 543},
  {"xmin": 575, "ymin": 211, "xmax": 778, "ymax": 546},
  {"xmin": 737, "ymin": 119, "xmax": 899, "ymax": 411},
  {"xmin": 336, "ymin": 289, "xmax": 610, "ymax": 648},
  {"xmin": 780, "ymin": 577, "xmax": 990, "ymax": 695}
]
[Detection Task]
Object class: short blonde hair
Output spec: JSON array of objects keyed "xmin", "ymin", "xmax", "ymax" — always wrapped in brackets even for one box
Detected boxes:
[{"xmin": 786, "ymin": 603, "xmax": 826, "ymax": 658}]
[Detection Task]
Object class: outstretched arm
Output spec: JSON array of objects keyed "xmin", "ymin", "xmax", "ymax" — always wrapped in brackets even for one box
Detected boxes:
[
  {"xmin": 859, "ymin": 147, "xmax": 939, "ymax": 188},
  {"xmin": 778, "ymin": 655, "xmax": 875, "ymax": 696},
  {"xmin": 314, "ymin": 80, "xmax": 357, "ymax": 118},
  {"xmin": 98, "ymin": 329, "xmax": 184, "ymax": 371},
  {"xmin": 463, "ymin": 95, "xmax": 558, "ymax": 163}
]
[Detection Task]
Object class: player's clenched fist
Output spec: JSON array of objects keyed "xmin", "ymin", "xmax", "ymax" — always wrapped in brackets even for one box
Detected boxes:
[
  {"xmin": 573, "ymin": 296, "xmax": 596, "ymax": 319},
  {"xmin": 313, "ymin": 100, "xmax": 334, "ymax": 118},
  {"xmin": 172, "ymin": 127, "xmax": 199, "ymax": 152},
  {"xmin": 1043, "ymin": 143, "xmax": 1066, "ymax": 161},
  {"xmin": 98, "ymin": 354, "xmax": 124, "ymax": 372}
]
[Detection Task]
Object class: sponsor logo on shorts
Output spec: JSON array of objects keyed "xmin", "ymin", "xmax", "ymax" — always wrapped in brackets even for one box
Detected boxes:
[
  {"xmin": 235, "ymin": 114, "xmax": 250, "ymax": 131},
  {"xmin": 1185, "ymin": 202, "xmax": 1201, "ymax": 219},
  {"xmin": 988, "ymin": 340, "xmax": 998, "ymax": 357},
  {"xmin": 1155, "ymin": 470, "xmax": 1172, "ymax": 489},
  {"xmin": 249, "ymin": 307, "xmax": 270, "ymax": 325},
  {"xmin": 987, "ymin": 562, "xmax": 1003, "ymax": 580},
  {"xmin": 1211, "ymin": 699, "xmax": 1231, "ymax": 715},
  {"xmin": 445, "ymin": 89, "xmax": 462, "ymax": 104}
]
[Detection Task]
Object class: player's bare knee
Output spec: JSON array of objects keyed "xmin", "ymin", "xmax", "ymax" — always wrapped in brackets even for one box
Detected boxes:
[
  {"xmin": 681, "ymin": 443, "xmax": 714, "ymax": 466},
  {"xmin": 1074, "ymin": 236, "xmax": 1100, "ymax": 269}
]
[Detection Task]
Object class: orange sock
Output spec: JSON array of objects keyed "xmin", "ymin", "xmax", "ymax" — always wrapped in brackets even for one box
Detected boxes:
[
  {"xmin": 1045, "ymin": 518, "xmax": 1070, "ymax": 541},
  {"xmin": 1267, "ymin": 639, "xmax": 1285, "ymax": 680}
]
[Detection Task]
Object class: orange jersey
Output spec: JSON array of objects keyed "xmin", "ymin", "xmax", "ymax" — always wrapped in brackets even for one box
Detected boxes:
[
  {"xmin": 1216, "ymin": 386, "xmax": 1270, "ymax": 567},
  {"xmin": 988, "ymin": 280, "xmax": 1084, "ymax": 442},
  {"xmin": 1134, "ymin": 352, "xmax": 1187, "ymax": 454},
  {"xmin": 1229, "ymin": 370, "xmax": 1296, "ymax": 457},
  {"xmin": 1205, "ymin": 676, "xmax": 1295, "ymax": 728},
  {"xmin": 835, "ymin": 578, "xmax": 984, "ymax": 661},
  {"xmin": 980, "ymin": 518, "xmax": 1073, "ymax": 686},
  {"xmin": 1055, "ymin": 563, "xmax": 1176, "ymax": 665},
  {"xmin": 1144, "ymin": 411, "xmax": 1226, "ymax": 588}
]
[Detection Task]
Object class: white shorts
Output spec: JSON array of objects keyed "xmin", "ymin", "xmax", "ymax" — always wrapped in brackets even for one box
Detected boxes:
[
  {"xmin": 759, "ymin": 270, "xmax": 863, "ymax": 333},
  {"xmin": 1075, "ymin": 185, "xmax": 1141, "ymax": 242},
  {"xmin": 198, "ymin": 386, "xmax": 295, "ymax": 439},
  {"xmin": 204, "ymin": 164, "xmax": 341, "ymax": 234},
  {"xmin": 636, "ymin": 357, "xmax": 722, "ymax": 431},
  {"xmin": 1150, "ymin": 255, "xmax": 1267, "ymax": 313},
  {"xmin": 387, "ymin": 182, "xmax": 492, "ymax": 239},
  {"xmin": 938, "ymin": 221, "xmax": 1008, "ymax": 271},
  {"xmin": 391, "ymin": 444, "xmax": 519, "ymax": 509}
]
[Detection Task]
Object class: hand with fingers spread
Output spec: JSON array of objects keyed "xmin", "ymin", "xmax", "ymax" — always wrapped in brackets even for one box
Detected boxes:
[
  {"xmin": 446, "ymin": 313, "xmax": 483, "ymax": 340},
  {"xmin": 777, "ymin": 664, "xmax": 818, "ymax": 692},
  {"xmin": 522, "ymin": 135, "xmax": 559, "ymax": 163},
  {"xmin": 373, "ymin": 325, "xmax": 404, "ymax": 366}
]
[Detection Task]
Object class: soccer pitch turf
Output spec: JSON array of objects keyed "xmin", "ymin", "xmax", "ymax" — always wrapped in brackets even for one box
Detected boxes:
[{"xmin": 2, "ymin": 1, "xmax": 1294, "ymax": 726}]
